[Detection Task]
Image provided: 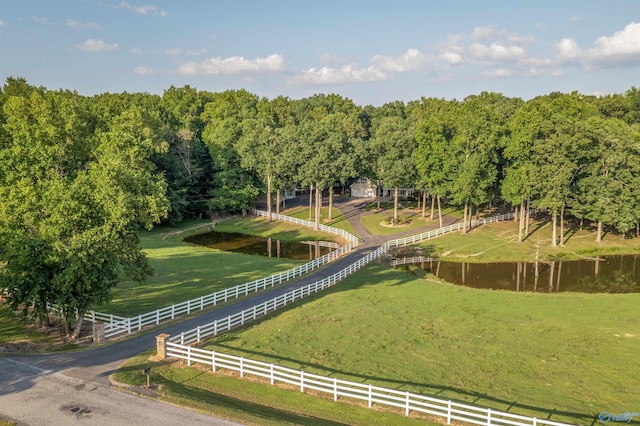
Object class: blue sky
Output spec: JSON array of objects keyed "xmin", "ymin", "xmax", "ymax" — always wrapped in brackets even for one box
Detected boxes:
[{"xmin": 1, "ymin": 0, "xmax": 639, "ymax": 105}]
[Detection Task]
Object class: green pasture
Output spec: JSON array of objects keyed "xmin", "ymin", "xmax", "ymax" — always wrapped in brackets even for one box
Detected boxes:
[
  {"xmin": 100, "ymin": 217, "xmax": 340, "ymax": 317},
  {"xmin": 188, "ymin": 263, "xmax": 638, "ymax": 425},
  {"xmin": 283, "ymin": 204, "xmax": 358, "ymax": 238},
  {"xmin": 359, "ymin": 203, "xmax": 464, "ymax": 236},
  {"xmin": 424, "ymin": 218, "xmax": 640, "ymax": 263}
]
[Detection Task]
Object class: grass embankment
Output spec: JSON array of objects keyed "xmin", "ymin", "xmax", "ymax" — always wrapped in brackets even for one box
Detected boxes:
[
  {"xmin": 425, "ymin": 218, "xmax": 640, "ymax": 262},
  {"xmin": 99, "ymin": 218, "xmax": 308, "ymax": 317}
]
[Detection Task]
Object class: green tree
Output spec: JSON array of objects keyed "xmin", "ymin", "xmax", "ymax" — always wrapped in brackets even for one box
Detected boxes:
[
  {"xmin": 201, "ymin": 90, "xmax": 260, "ymax": 215},
  {"xmin": 0, "ymin": 90, "xmax": 168, "ymax": 338},
  {"xmin": 576, "ymin": 116, "xmax": 640, "ymax": 241}
]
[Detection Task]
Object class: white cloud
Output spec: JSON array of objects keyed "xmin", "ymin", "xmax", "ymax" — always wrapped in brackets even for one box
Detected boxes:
[
  {"xmin": 569, "ymin": 16, "xmax": 583, "ymax": 22},
  {"xmin": 555, "ymin": 22, "xmax": 640, "ymax": 68},
  {"xmin": 134, "ymin": 66, "xmax": 155, "ymax": 75},
  {"xmin": 292, "ymin": 48, "xmax": 429, "ymax": 86},
  {"xmin": 118, "ymin": 2, "xmax": 168, "ymax": 16},
  {"xmin": 77, "ymin": 39, "xmax": 118, "ymax": 52},
  {"xmin": 371, "ymin": 48, "xmax": 427, "ymax": 72},
  {"xmin": 440, "ymin": 52, "xmax": 464, "ymax": 65},
  {"xmin": 129, "ymin": 48, "xmax": 142, "ymax": 54},
  {"xmin": 177, "ymin": 53, "xmax": 285, "ymax": 75},
  {"xmin": 292, "ymin": 65, "xmax": 388, "ymax": 85},
  {"xmin": 471, "ymin": 25, "xmax": 535, "ymax": 44},
  {"xmin": 468, "ymin": 42, "xmax": 526, "ymax": 61},
  {"xmin": 33, "ymin": 16, "xmax": 50, "ymax": 25},
  {"xmin": 66, "ymin": 19, "xmax": 101, "ymax": 30}
]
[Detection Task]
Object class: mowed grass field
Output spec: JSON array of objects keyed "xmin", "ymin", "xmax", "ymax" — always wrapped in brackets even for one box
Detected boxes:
[
  {"xmin": 99, "ymin": 216, "xmax": 343, "ymax": 317},
  {"xmin": 422, "ymin": 217, "xmax": 640, "ymax": 262},
  {"xmin": 194, "ymin": 263, "xmax": 639, "ymax": 425}
]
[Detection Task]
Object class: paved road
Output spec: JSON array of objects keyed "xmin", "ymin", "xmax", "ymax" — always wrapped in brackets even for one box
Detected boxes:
[{"xmin": 0, "ymin": 198, "xmax": 456, "ymax": 425}]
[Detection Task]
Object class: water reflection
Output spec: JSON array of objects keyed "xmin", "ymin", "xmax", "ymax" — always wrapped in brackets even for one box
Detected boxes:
[
  {"xmin": 184, "ymin": 231, "xmax": 337, "ymax": 261},
  {"xmin": 412, "ymin": 255, "xmax": 640, "ymax": 293}
]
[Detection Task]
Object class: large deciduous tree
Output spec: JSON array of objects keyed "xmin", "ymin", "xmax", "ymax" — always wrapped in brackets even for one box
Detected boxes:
[{"xmin": 0, "ymin": 88, "xmax": 169, "ymax": 339}]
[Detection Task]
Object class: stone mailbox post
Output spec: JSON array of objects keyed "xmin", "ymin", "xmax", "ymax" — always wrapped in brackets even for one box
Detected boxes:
[
  {"xmin": 156, "ymin": 333, "xmax": 171, "ymax": 360},
  {"xmin": 92, "ymin": 322, "xmax": 106, "ymax": 344}
]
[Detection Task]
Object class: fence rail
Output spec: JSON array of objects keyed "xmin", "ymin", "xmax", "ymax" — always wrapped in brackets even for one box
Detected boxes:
[
  {"xmin": 85, "ymin": 210, "xmax": 360, "ymax": 339},
  {"xmin": 165, "ymin": 343, "xmax": 573, "ymax": 426}
]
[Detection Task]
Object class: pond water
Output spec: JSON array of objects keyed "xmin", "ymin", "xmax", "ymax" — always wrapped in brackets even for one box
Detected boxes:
[
  {"xmin": 184, "ymin": 231, "xmax": 338, "ymax": 261},
  {"xmin": 411, "ymin": 255, "xmax": 640, "ymax": 293}
]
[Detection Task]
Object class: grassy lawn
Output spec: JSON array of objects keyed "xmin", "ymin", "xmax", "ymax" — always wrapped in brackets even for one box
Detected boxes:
[
  {"xmin": 98, "ymin": 217, "xmax": 342, "ymax": 317},
  {"xmin": 174, "ymin": 263, "xmax": 637, "ymax": 425},
  {"xmin": 113, "ymin": 350, "xmax": 435, "ymax": 426},
  {"xmin": 282, "ymin": 203, "xmax": 358, "ymax": 238},
  {"xmin": 360, "ymin": 204, "xmax": 464, "ymax": 236},
  {"xmin": 423, "ymin": 218, "xmax": 640, "ymax": 263}
]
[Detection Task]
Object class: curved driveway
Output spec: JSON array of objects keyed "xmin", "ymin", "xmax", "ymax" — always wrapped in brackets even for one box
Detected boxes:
[{"xmin": 0, "ymin": 198, "xmax": 457, "ymax": 425}]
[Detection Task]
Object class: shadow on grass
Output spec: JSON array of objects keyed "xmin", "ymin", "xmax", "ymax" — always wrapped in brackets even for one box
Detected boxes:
[
  {"xmin": 116, "ymin": 362, "xmax": 349, "ymax": 426},
  {"xmin": 210, "ymin": 341, "xmax": 597, "ymax": 425},
  {"xmin": 203, "ymin": 264, "xmax": 600, "ymax": 425}
]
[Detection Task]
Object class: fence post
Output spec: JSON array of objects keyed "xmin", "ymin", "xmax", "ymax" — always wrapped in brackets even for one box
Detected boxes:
[
  {"xmin": 487, "ymin": 408, "xmax": 492, "ymax": 425},
  {"xmin": 240, "ymin": 357, "xmax": 244, "ymax": 378},
  {"xmin": 187, "ymin": 346, "xmax": 191, "ymax": 366},
  {"xmin": 368, "ymin": 384, "xmax": 372, "ymax": 408},
  {"xmin": 405, "ymin": 391, "xmax": 410, "ymax": 416},
  {"xmin": 334, "ymin": 378, "xmax": 338, "ymax": 401},
  {"xmin": 212, "ymin": 351, "xmax": 216, "ymax": 372},
  {"xmin": 127, "ymin": 318, "xmax": 131, "ymax": 335},
  {"xmin": 447, "ymin": 400, "xmax": 452, "ymax": 424},
  {"xmin": 270, "ymin": 364, "xmax": 274, "ymax": 385},
  {"xmin": 300, "ymin": 371, "xmax": 304, "ymax": 392},
  {"xmin": 138, "ymin": 314, "xmax": 142, "ymax": 331}
]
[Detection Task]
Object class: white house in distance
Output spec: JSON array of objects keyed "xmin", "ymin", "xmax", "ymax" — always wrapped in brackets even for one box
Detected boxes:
[
  {"xmin": 350, "ymin": 177, "xmax": 415, "ymax": 198},
  {"xmin": 350, "ymin": 177, "xmax": 378, "ymax": 197}
]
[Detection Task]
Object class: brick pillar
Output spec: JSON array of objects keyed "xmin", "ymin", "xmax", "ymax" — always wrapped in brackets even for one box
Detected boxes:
[
  {"xmin": 92, "ymin": 322, "xmax": 106, "ymax": 344},
  {"xmin": 156, "ymin": 333, "xmax": 171, "ymax": 360}
]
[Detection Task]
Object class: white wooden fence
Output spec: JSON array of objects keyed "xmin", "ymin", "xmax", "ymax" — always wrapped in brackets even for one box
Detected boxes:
[
  {"xmin": 161, "ymin": 209, "xmax": 572, "ymax": 425},
  {"xmin": 164, "ymin": 343, "xmax": 573, "ymax": 426},
  {"xmin": 86, "ymin": 211, "xmax": 360, "ymax": 339}
]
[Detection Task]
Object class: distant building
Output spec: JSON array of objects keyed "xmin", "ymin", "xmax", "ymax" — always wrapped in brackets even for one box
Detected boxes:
[{"xmin": 350, "ymin": 178, "xmax": 377, "ymax": 198}]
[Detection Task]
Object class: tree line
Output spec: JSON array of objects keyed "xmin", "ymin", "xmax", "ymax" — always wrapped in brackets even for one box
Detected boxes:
[{"xmin": 1, "ymin": 77, "xmax": 639, "ymax": 337}]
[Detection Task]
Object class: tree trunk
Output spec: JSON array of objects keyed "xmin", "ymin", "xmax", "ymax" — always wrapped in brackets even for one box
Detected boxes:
[
  {"xmin": 462, "ymin": 201, "xmax": 468, "ymax": 233},
  {"xmin": 430, "ymin": 195, "xmax": 435, "ymax": 220},
  {"xmin": 548, "ymin": 260, "xmax": 555, "ymax": 292},
  {"xmin": 514, "ymin": 205, "xmax": 518, "ymax": 222},
  {"xmin": 266, "ymin": 173, "xmax": 272, "ymax": 221},
  {"xmin": 422, "ymin": 191, "xmax": 427, "ymax": 218},
  {"xmin": 377, "ymin": 180, "xmax": 382, "ymax": 210},
  {"xmin": 525, "ymin": 196, "xmax": 531, "ymax": 237},
  {"xmin": 417, "ymin": 190, "xmax": 421, "ymax": 210},
  {"xmin": 596, "ymin": 220, "xmax": 603, "ymax": 243},
  {"xmin": 518, "ymin": 196, "xmax": 525, "ymax": 243},
  {"xmin": 276, "ymin": 190, "xmax": 281, "ymax": 215},
  {"xmin": 315, "ymin": 183, "xmax": 321, "ymax": 230},
  {"xmin": 328, "ymin": 187, "xmax": 333, "ymax": 220},
  {"xmin": 551, "ymin": 212, "xmax": 557, "ymax": 247},
  {"xmin": 70, "ymin": 301, "xmax": 90, "ymax": 340},
  {"xmin": 437, "ymin": 194, "xmax": 443, "ymax": 228},
  {"xmin": 559, "ymin": 204, "xmax": 565, "ymax": 247},
  {"xmin": 308, "ymin": 185, "xmax": 313, "ymax": 220},
  {"xmin": 393, "ymin": 187, "xmax": 399, "ymax": 225}
]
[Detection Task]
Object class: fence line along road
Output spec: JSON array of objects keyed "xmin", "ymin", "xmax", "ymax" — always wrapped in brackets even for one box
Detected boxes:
[
  {"xmin": 161, "ymin": 209, "xmax": 570, "ymax": 425},
  {"xmin": 85, "ymin": 210, "xmax": 360, "ymax": 339},
  {"xmin": 164, "ymin": 343, "xmax": 574, "ymax": 426}
]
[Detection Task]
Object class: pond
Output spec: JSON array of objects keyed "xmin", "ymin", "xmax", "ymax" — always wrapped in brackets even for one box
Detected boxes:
[
  {"xmin": 411, "ymin": 255, "xmax": 640, "ymax": 293},
  {"xmin": 184, "ymin": 231, "xmax": 338, "ymax": 261}
]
